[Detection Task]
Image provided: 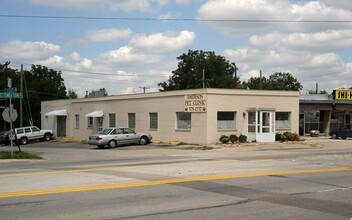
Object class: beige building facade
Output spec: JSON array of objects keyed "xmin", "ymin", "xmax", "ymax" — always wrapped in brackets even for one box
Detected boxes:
[{"xmin": 41, "ymin": 88, "xmax": 299, "ymax": 145}]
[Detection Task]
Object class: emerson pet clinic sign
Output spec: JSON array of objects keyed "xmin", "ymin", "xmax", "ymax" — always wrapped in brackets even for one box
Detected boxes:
[{"xmin": 184, "ymin": 94, "xmax": 207, "ymax": 112}]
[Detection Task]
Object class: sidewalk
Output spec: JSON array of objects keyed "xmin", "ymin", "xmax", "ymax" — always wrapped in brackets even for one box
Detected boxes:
[
  {"xmin": 168, "ymin": 136, "xmax": 352, "ymax": 151},
  {"xmin": 54, "ymin": 136, "xmax": 351, "ymax": 151}
]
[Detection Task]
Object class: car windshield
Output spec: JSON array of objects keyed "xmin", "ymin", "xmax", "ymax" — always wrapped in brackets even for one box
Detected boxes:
[
  {"xmin": 0, "ymin": 131, "xmax": 10, "ymax": 136},
  {"xmin": 98, "ymin": 129, "xmax": 113, "ymax": 135}
]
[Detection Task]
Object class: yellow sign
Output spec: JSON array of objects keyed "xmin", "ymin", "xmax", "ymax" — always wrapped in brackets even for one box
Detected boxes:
[
  {"xmin": 184, "ymin": 94, "xmax": 207, "ymax": 112},
  {"xmin": 334, "ymin": 90, "xmax": 352, "ymax": 100}
]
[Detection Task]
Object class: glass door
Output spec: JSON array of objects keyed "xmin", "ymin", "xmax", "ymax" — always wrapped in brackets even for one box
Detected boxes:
[
  {"xmin": 260, "ymin": 111, "xmax": 275, "ymax": 142},
  {"xmin": 247, "ymin": 110, "xmax": 275, "ymax": 142}
]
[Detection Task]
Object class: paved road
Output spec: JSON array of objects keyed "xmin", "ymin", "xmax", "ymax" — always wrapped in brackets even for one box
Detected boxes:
[{"xmin": 0, "ymin": 140, "xmax": 351, "ymax": 219}]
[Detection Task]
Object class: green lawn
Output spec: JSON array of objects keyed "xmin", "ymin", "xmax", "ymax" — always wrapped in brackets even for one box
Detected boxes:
[{"xmin": 0, "ymin": 151, "xmax": 42, "ymax": 159}]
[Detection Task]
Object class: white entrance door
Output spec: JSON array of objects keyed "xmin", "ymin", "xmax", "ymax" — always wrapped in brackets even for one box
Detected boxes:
[{"xmin": 259, "ymin": 111, "xmax": 275, "ymax": 142}]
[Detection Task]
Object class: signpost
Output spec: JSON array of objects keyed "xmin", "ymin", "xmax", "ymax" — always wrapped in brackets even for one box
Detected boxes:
[{"xmin": 1, "ymin": 79, "xmax": 23, "ymax": 157}]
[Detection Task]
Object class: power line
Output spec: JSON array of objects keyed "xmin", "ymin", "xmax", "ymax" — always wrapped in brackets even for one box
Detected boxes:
[
  {"xmin": 1, "ymin": 14, "xmax": 352, "ymax": 23},
  {"xmin": 3, "ymin": 61, "xmax": 170, "ymax": 78},
  {"xmin": 59, "ymin": 68, "xmax": 170, "ymax": 78},
  {"xmin": 2, "ymin": 61, "xmax": 168, "ymax": 87},
  {"xmin": 62, "ymin": 73, "xmax": 160, "ymax": 83}
]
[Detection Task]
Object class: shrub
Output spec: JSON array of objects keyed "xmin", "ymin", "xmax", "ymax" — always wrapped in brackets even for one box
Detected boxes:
[
  {"xmin": 238, "ymin": 134, "xmax": 247, "ymax": 143},
  {"xmin": 283, "ymin": 132, "xmax": 300, "ymax": 141},
  {"xmin": 229, "ymin": 134, "xmax": 238, "ymax": 143},
  {"xmin": 276, "ymin": 133, "xmax": 285, "ymax": 142},
  {"xmin": 219, "ymin": 135, "xmax": 230, "ymax": 144}
]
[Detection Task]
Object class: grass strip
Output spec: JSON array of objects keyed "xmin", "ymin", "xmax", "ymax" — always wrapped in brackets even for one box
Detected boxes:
[{"xmin": 0, "ymin": 151, "xmax": 42, "ymax": 159}]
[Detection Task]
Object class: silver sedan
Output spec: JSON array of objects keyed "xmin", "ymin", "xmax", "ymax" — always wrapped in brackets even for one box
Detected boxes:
[{"xmin": 88, "ymin": 127, "xmax": 152, "ymax": 149}]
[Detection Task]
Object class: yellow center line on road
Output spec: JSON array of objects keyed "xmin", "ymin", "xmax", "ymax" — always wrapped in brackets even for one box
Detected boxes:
[
  {"xmin": 0, "ymin": 159, "xmax": 237, "ymax": 178},
  {"xmin": 0, "ymin": 167, "xmax": 351, "ymax": 199}
]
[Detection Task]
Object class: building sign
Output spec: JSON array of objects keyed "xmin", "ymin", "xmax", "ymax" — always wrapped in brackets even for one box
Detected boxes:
[
  {"xmin": 184, "ymin": 94, "xmax": 207, "ymax": 112},
  {"xmin": 333, "ymin": 90, "xmax": 352, "ymax": 101}
]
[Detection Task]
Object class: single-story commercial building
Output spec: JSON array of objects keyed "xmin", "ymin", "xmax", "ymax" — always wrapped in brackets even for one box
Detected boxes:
[
  {"xmin": 299, "ymin": 90, "xmax": 352, "ymax": 136},
  {"xmin": 41, "ymin": 88, "xmax": 299, "ymax": 145}
]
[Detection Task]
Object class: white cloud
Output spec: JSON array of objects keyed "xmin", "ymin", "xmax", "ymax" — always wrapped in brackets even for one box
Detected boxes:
[
  {"xmin": 30, "ymin": 0, "xmax": 169, "ymax": 12},
  {"xmin": 198, "ymin": 0, "xmax": 352, "ymax": 36},
  {"xmin": 86, "ymin": 28, "xmax": 133, "ymax": 42},
  {"xmin": 249, "ymin": 32, "xmax": 285, "ymax": 49},
  {"xmin": 4, "ymin": 0, "xmax": 351, "ymax": 96},
  {"xmin": 70, "ymin": 52, "xmax": 82, "ymax": 62},
  {"xmin": 95, "ymin": 46, "xmax": 160, "ymax": 67},
  {"xmin": 224, "ymin": 47, "xmax": 312, "ymax": 70},
  {"xmin": 158, "ymin": 12, "xmax": 173, "ymax": 20},
  {"xmin": 69, "ymin": 28, "xmax": 133, "ymax": 45},
  {"xmin": 176, "ymin": 0, "xmax": 197, "ymax": 5},
  {"xmin": 129, "ymin": 30, "xmax": 195, "ymax": 53},
  {"xmin": 249, "ymin": 30, "xmax": 352, "ymax": 52},
  {"xmin": 0, "ymin": 40, "xmax": 60, "ymax": 61},
  {"xmin": 223, "ymin": 45, "xmax": 352, "ymax": 93},
  {"xmin": 310, "ymin": 53, "xmax": 343, "ymax": 67},
  {"xmin": 39, "ymin": 55, "xmax": 66, "ymax": 68},
  {"xmin": 321, "ymin": 0, "xmax": 352, "ymax": 10}
]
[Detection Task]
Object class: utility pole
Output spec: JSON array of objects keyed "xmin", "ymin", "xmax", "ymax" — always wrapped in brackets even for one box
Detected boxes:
[
  {"xmin": 260, "ymin": 70, "xmax": 262, "ymax": 90},
  {"xmin": 8, "ymin": 78, "xmax": 13, "ymax": 157},
  {"xmin": 316, "ymin": 82, "xmax": 318, "ymax": 94},
  {"xmin": 232, "ymin": 62, "xmax": 239, "ymax": 88},
  {"xmin": 20, "ymin": 64, "xmax": 23, "ymax": 127},
  {"xmin": 140, "ymin": 86, "xmax": 150, "ymax": 94},
  {"xmin": 202, "ymin": 68, "xmax": 205, "ymax": 88}
]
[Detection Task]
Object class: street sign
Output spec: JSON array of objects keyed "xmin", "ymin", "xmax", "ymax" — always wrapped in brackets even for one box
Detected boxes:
[
  {"xmin": 11, "ymin": 93, "xmax": 23, "ymax": 98},
  {"xmin": 0, "ymin": 92, "xmax": 23, "ymax": 98},
  {"xmin": 4, "ymin": 88, "xmax": 16, "ymax": 93},
  {"xmin": 2, "ymin": 105, "xmax": 18, "ymax": 122}
]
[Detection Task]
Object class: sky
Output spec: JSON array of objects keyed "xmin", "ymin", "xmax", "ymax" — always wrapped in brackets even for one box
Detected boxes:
[{"xmin": 0, "ymin": 0, "xmax": 351, "ymax": 97}]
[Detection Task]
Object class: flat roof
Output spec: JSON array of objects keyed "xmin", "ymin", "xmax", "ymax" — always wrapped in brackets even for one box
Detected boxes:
[{"xmin": 300, "ymin": 99, "xmax": 352, "ymax": 105}]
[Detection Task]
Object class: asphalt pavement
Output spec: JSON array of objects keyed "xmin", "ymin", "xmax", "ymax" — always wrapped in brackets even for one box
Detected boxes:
[{"xmin": 0, "ymin": 136, "xmax": 351, "ymax": 220}]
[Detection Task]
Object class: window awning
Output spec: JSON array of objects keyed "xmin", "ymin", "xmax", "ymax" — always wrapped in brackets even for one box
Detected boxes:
[
  {"xmin": 85, "ymin": 111, "xmax": 104, "ymax": 117},
  {"xmin": 45, "ymin": 109, "xmax": 67, "ymax": 116}
]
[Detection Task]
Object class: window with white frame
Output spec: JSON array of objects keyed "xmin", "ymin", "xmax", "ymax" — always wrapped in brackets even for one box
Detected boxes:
[
  {"xmin": 109, "ymin": 113, "xmax": 116, "ymax": 127},
  {"xmin": 149, "ymin": 112, "xmax": 158, "ymax": 129},
  {"xmin": 275, "ymin": 112, "xmax": 291, "ymax": 129},
  {"xmin": 75, "ymin": 114, "xmax": 79, "ymax": 128},
  {"xmin": 248, "ymin": 111, "xmax": 257, "ymax": 133},
  {"xmin": 176, "ymin": 112, "xmax": 191, "ymax": 130},
  {"xmin": 128, "ymin": 113, "xmax": 136, "ymax": 129},
  {"xmin": 217, "ymin": 111, "xmax": 236, "ymax": 130}
]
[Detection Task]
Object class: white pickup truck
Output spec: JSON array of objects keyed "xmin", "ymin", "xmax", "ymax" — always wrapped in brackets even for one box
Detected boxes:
[{"xmin": 11, "ymin": 126, "xmax": 54, "ymax": 145}]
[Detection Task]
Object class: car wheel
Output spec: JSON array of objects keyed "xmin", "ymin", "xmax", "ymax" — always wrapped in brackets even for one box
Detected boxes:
[
  {"xmin": 44, "ymin": 133, "xmax": 51, "ymax": 141},
  {"xmin": 108, "ymin": 140, "xmax": 117, "ymax": 148},
  {"xmin": 97, "ymin": 145, "xmax": 105, "ymax": 149},
  {"xmin": 139, "ymin": 136, "xmax": 148, "ymax": 145},
  {"xmin": 342, "ymin": 137, "xmax": 347, "ymax": 140},
  {"xmin": 331, "ymin": 133, "xmax": 338, "ymax": 139},
  {"xmin": 20, "ymin": 137, "xmax": 29, "ymax": 145}
]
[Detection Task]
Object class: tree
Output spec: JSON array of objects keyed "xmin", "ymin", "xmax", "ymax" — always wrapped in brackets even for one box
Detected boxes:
[
  {"xmin": 268, "ymin": 72, "xmax": 302, "ymax": 91},
  {"xmin": 0, "ymin": 64, "xmax": 68, "ymax": 130},
  {"xmin": 242, "ymin": 72, "xmax": 302, "ymax": 91},
  {"xmin": 23, "ymin": 65, "xmax": 67, "ymax": 127},
  {"xmin": 67, "ymin": 89, "xmax": 78, "ymax": 99},
  {"xmin": 158, "ymin": 50, "xmax": 240, "ymax": 91},
  {"xmin": 241, "ymin": 76, "xmax": 269, "ymax": 90},
  {"xmin": 307, "ymin": 90, "xmax": 328, "ymax": 94}
]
